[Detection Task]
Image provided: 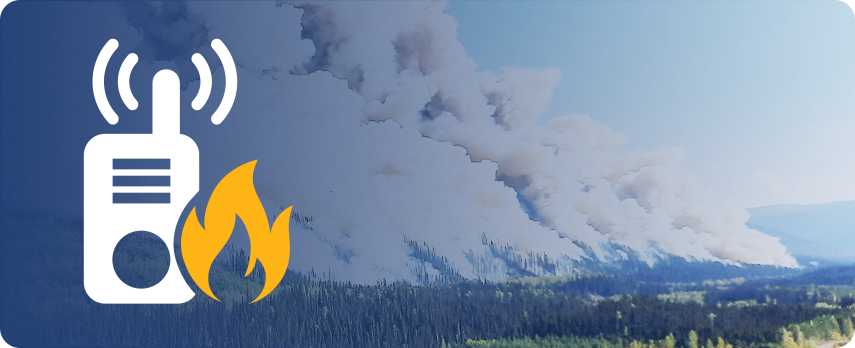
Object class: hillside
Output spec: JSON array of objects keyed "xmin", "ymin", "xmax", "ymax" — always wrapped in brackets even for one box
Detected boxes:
[
  {"xmin": 747, "ymin": 201, "xmax": 855, "ymax": 265},
  {"xmin": 5, "ymin": 216, "xmax": 855, "ymax": 347}
]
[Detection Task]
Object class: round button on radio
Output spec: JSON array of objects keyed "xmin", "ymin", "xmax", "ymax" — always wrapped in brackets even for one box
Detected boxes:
[{"xmin": 112, "ymin": 231, "xmax": 171, "ymax": 289}]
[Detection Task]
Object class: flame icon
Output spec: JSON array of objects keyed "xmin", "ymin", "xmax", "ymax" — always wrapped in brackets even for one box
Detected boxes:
[{"xmin": 181, "ymin": 160, "xmax": 291, "ymax": 303}]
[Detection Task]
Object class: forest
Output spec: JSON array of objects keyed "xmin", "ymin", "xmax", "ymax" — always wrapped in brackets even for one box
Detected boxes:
[{"xmin": 2, "ymin": 217, "xmax": 855, "ymax": 348}]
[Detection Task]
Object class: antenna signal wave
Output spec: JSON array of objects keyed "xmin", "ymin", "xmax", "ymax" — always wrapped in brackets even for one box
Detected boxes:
[{"xmin": 92, "ymin": 38, "xmax": 237, "ymax": 125}]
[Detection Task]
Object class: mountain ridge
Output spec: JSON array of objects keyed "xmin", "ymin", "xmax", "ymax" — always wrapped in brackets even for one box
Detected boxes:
[{"xmin": 747, "ymin": 200, "xmax": 855, "ymax": 265}]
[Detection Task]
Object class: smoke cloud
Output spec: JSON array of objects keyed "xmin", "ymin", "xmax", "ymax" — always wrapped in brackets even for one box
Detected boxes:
[{"xmin": 158, "ymin": 0, "xmax": 797, "ymax": 283}]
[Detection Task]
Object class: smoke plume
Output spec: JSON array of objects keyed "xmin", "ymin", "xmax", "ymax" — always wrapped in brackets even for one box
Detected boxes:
[{"xmin": 155, "ymin": 0, "xmax": 797, "ymax": 283}]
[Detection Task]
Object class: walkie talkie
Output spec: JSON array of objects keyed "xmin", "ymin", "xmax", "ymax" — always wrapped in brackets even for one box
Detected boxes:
[{"xmin": 84, "ymin": 39, "xmax": 236, "ymax": 304}]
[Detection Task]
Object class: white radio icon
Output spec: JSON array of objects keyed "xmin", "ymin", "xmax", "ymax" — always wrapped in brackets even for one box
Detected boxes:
[{"xmin": 83, "ymin": 38, "xmax": 237, "ymax": 304}]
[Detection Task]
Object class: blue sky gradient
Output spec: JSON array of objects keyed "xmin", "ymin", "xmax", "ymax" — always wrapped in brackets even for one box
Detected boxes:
[{"xmin": 447, "ymin": 0, "xmax": 855, "ymax": 208}]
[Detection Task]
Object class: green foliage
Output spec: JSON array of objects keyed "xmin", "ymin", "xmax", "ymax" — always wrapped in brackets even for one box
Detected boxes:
[
  {"xmin": 688, "ymin": 331, "xmax": 699, "ymax": 348},
  {"xmin": 842, "ymin": 318, "xmax": 854, "ymax": 339},
  {"xmin": 454, "ymin": 335, "xmax": 615, "ymax": 348},
  {"xmin": 658, "ymin": 292, "xmax": 706, "ymax": 305},
  {"xmin": 6, "ymin": 217, "xmax": 855, "ymax": 348},
  {"xmin": 663, "ymin": 333, "xmax": 677, "ymax": 348},
  {"xmin": 453, "ymin": 333, "xmax": 733, "ymax": 348},
  {"xmin": 782, "ymin": 330, "xmax": 798, "ymax": 348},
  {"xmin": 787, "ymin": 315, "xmax": 848, "ymax": 343}
]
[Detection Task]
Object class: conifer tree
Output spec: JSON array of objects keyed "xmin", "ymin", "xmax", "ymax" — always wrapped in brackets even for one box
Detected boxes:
[
  {"xmin": 843, "ymin": 318, "xmax": 855, "ymax": 340},
  {"xmin": 783, "ymin": 329, "xmax": 799, "ymax": 348},
  {"xmin": 688, "ymin": 330, "xmax": 699, "ymax": 348},
  {"xmin": 664, "ymin": 333, "xmax": 676, "ymax": 348}
]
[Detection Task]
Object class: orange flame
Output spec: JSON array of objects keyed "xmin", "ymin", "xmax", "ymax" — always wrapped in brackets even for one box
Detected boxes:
[{"xmin": 181, "ymin": 160, "xmax": 291, "ymax": 303}]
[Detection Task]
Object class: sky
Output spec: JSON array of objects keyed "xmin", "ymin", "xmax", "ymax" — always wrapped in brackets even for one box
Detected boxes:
[
  {"xmin": 0, "ymin": 0, "xmax": 811, "ymax": 285},
  {"xmin": 445, "ymin": 0, "xmax": 855, "ymax": 208}
]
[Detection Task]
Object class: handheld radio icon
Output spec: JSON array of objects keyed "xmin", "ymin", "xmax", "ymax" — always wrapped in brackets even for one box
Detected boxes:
[{"xmin": 83, "ymin": 39, "xmax": 237, "ymax": 304}]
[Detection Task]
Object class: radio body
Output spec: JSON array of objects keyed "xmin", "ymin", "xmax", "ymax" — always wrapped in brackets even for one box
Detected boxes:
[
  {"xmin": 84, "ymin": 38, "xmax": 234, "ymax": 304},
  {"xmin": 84, "ymin": 71, "xmax": 196, "ymax": 304}
]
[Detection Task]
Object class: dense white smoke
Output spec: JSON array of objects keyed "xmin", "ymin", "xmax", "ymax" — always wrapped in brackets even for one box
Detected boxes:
[{"xmin": 163, "ymin": 0, "xmax": 797, "ymax": 283}]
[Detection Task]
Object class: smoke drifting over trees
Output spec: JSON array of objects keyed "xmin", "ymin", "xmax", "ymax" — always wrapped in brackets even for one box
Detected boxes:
[{"xmin": 116, "ymin": 0, "xmax": 797, "ymax": 283}]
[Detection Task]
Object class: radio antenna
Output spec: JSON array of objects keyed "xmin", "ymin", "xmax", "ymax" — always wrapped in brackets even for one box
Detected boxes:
[{"xmin": 92, "ymin": 38, "xmax": 237, "ymax": 126}]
